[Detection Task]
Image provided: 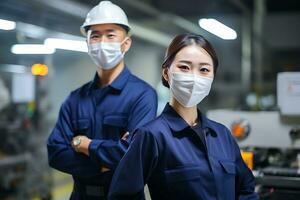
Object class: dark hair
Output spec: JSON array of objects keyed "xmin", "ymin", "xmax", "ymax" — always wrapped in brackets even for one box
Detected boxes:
[
  {"xmin": 162, "ymin": 33, "xmax": 219, "ymax": 88},
  {"xmin": 118, "ymin": 24, "xmax": 130, "ymax": 34}
]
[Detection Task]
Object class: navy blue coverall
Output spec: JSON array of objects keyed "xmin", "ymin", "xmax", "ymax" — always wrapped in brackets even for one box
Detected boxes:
[
  {"xmin": 47, "ymin": 66, "xmax": 157, "ymax": 199},
  {"xmin": 108, "ymin": 104, "xmax": 259, "ymax": 200}
]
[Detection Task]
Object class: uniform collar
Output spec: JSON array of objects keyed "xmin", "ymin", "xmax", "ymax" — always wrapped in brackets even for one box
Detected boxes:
[
  {"xmin": 110, "ymin": 66, "xmax": 130, "ymax": 90},
  {"xmin": 161, "ymin": 103, "xmax": 218, "ymax": 136},
  {"xmin": 88, "ymin": 66, "xmax": 131, "ymax": 92}
]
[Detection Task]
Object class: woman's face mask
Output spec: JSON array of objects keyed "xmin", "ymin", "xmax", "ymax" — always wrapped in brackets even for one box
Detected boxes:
[
  {"xmin": 87, "ymin": 30, "xmax": 128, "ymax": 70},
  {"xmin": 167, "ymin": 45, "xmax": 214, "ymax": 107},
  {"xmin": 169, "ymin": 71, "xmax": 213, "ymax": 107}
]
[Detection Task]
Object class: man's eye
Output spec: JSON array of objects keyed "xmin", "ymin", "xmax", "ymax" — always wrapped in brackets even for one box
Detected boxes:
[{"xmin": 91, "ymin": 35, "xmax": 99, "ymax": 39}]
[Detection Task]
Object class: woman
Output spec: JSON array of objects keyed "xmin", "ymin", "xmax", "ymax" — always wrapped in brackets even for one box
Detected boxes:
[{"xmin": 108, "ymin": 33, "xmax": 258, "ymax": 200}]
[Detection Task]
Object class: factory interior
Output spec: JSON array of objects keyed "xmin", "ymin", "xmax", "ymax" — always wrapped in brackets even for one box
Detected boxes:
[{"xmin": 0, "ymin": 0, "xmax": 300, "ymax": 199}]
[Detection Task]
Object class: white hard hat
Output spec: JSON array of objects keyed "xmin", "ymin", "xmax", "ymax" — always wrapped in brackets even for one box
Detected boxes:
[{"xmin": 81, "ymin": 1, "xmax": 130, "ymax": 35}]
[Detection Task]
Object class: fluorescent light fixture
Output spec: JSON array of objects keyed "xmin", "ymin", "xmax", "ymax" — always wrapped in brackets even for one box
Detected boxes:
[
  {"xmin": 11, "ymin": 44, "xmax": 55, "ymax": 54},
  {"xmin": 17, "ymin": 22, "xmax": 48, "ymax": 38},
  {"xmin": 0, "ymin": 19, "xmax": 16, "ymax": 30},
  {"xmin": 44, "ymin": 38, "xmax": 88, "ymax": 52},
  {"xmin": 198, "ymin": 18, "xmax": 237, "ymax": 40},
  {"xmin": 0, "ymin": 64, "xmax": 29, "ymax": 73}
]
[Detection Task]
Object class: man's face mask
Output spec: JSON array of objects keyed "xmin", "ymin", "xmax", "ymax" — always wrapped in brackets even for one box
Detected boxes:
[
  {"xmin": 169, "ymin": 70, "xmax": 213, "ymax": 108},
  {"xmin": 87, "ymin": 30, "xmax": 127, "ymax": 70}
]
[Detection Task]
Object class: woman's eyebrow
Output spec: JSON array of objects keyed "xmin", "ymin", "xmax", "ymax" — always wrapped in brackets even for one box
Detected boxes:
[
  {"xmin": 178, "ymin": 60, "xmax": 212, "ymax": 66},
  {"xmin": 177, "ymin": 60, "xmax": 192, "ymax": 64},
  {"xmin": 198, "ymin": 62, "xmax": 213, "ymax": 66}
]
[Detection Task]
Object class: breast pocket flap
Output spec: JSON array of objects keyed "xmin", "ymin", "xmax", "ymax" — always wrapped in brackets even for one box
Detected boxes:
[
  {"xmin": 103, "ymin": 115, "xmax": 127, "ymax": 127},
  {"xmin": 219, "ymin": 160, "xmax": 236, "ymax": 175},
  {"xmin": 165, "ymin": 166, "xmax": 202, "ymax": 183},
  {"xmin": 72, "ymin": 119, "xmax": 90, "ymax": 133}
]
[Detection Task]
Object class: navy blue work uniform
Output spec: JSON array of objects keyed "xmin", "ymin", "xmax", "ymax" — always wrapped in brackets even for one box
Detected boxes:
[
  {"xmin": 108, "ymin": 104, "xmax": 258, "ymax": 200},
  {"xmin": 47, "ymin": 66, "xmax": 157, "ymax": 200}
]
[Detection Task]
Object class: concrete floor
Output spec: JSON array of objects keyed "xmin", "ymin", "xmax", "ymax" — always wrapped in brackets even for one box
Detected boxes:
[{"xmin": 51, "ymin": 170, "xmax": 73, "ymax": 200}]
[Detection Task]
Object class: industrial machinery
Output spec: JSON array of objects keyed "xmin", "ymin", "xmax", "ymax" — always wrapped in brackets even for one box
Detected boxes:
[
  {"xmin": 208, "ymin": 72, "xmax": 300, "ymax": 200},
  {"xmin": 0, "ymin": 68, "xmax": 52, "ymax": 200}
]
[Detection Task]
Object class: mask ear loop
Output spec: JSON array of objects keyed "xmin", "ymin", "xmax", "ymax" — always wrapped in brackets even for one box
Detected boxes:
[
  {"xmin": 120, "ymin": 37, "xmax": 128, "ymax": 45},
  {"xmin": 169, "ymin": 64, "xmax": 175, "ymax": 74},
  {"xmin": 119, "ymin": 36, "xmax": 129, "ymax": 56},
  {"xmin": 166, "ymin": 65, "xmax": 174, "ymax": 88}
]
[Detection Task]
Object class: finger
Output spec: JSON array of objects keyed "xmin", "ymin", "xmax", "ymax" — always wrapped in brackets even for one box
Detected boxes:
[
  {"xmin": 121, "ymin": 132, "xmax": 129, "ymax": 140},
  {"xmin": 71, "ymin": 139, "xmax": 75, "ymax": 148},
  {"xmin": 101, "ymin": 167, "xmax": 110, "ymax": 173}
]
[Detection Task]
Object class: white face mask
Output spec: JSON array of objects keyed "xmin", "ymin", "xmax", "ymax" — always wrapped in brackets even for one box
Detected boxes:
[
  {"xmin": 87, "ymin": 31, "xmax": 127, "ymax": 70},
  {"xmin": 169, "ymin": 71, "xmax": 213, "ymax": 107}
]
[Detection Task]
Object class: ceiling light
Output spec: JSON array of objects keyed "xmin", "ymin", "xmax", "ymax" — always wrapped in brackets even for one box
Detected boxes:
[
  {"xmin": 11, "ymin": 44, "xmax": 56, "ymax": 54},
  {"xmin": 198, "ymin": 18, "xmax": 237, "ymax": 40},
  {"xmin": 0, "ymin": 64, "xmax": 29, "ymax": 73},
  {"xmin": 44, "ymin": 38, "xmax": 87, "ymax": 52},
  {"xmin": 0, "ymin": 19, "xmax": 16, "ymax": 30}
]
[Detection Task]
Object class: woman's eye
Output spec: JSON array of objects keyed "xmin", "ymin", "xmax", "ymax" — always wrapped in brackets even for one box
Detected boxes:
[
  {"xmin": 200, "ymin": 67, "xmax": 210, "ymax": 72},
  {"xmin": 178, "ymin": 65, "xmax": 189, "ymax": 70}
]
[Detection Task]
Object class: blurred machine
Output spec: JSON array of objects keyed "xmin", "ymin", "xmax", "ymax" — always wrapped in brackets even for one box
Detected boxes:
[
  {"xmin": 0, "ymin": 69, "xmax": 52, "ymax": 200},
  {"xmin": 208, "ymin": 72, "xmax": 300, "ymax": 200}
]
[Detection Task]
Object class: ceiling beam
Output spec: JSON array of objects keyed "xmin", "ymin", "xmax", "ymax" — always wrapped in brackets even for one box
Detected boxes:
[
  {"xmin": 30, "ymin": 0, "xmax": 172, "ymax": 47},
  {"xmin": 228, "ymin": 0, "xmax": 251, "ymax": 15},
  {"xmin": 119, "ymin": 0, "xmax": 209, "ymax": 36}
]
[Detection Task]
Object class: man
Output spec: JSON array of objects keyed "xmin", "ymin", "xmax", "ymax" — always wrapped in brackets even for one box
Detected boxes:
[{"xmin": 47, "ymin": 1, "xmax": 157, "ymax": 199}]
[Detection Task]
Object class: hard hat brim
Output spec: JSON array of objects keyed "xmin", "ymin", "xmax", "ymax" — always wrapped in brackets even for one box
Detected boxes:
[{"xmin": 80, "ymin": 22, "xmax": 131, "ymax": 36}]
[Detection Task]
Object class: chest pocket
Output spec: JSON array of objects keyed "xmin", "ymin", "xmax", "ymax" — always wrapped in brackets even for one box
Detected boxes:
[
  {"xmin": 72, "ymin": 118, "xmax": 91, "ymax": 137},
  {"xmin": 164, "ymin": 166, "xmax": 207, "ymax": 199},
  {"xmin": 217, "ymin": 160, "xmax": 236, "ymax": 199},
  {"xmin": 219, "ymin": 160, "xmax": 236, "ymax": 174},
  {"xmin": 102, "ymin": 114, "xmax": 127, "ymax": 140}
]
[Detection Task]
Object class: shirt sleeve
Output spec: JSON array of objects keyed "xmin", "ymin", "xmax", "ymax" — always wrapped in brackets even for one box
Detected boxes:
[
  {"xmin": 108, "ymin": 128, "xmax": 159, "ymax": 200},
  {"xmin": 47, "ymin": 98, "xmax": 102, "ymax": 178},
  {"xmin": 127, "ymin": 88, "xmax": 158, "ymax": 132},
  {"xmin": 88, "ymin": 88, "xmax": 158, "ymax": 169},
  {"xmin": 230, "ymin": 131, "xmax": 259, "ymax": 200}
]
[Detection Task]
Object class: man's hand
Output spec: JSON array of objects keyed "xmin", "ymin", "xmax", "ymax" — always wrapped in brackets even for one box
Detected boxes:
[
  {"xmin": 121, "ymin": 132, "xmax": 129, "ymax": 140},
  {"xmin": 72, "ymin": 132, "xmax": 128, "ymax": 172},
  {"xmin": 71, "ymin": 135, "xmax": 92, "ymax": 156},
  {"xmin": 99, "ymin": 132, "xmax": 129, "ymax": 173}
]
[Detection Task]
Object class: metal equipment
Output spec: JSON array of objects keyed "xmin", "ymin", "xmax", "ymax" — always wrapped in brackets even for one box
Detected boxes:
[
  {"xmin": 207, "ymin": 72, "xmax": 300, "ymax": 200},
  {"xmin": 0, "ymin": 70, "xmax": 52, "ymax": 200}
]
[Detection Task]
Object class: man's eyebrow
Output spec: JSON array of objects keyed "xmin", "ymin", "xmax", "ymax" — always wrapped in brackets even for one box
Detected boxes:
[
  {"xmin": 91, "ymin": 29, "xmax": 117, "ymax": 34},
  {"xmin": 90, "ymin": 30, "xmax": 100, "ymax": 34}
]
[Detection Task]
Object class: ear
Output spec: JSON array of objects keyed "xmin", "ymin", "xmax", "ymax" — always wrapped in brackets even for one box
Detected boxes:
[
  {"xmin": 162, "ymin": 68, "xmax": 170, "ymax": 83},
  {"xmin": 122, "ymin": 37, "xmax": 132, "ymax": 53}
]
